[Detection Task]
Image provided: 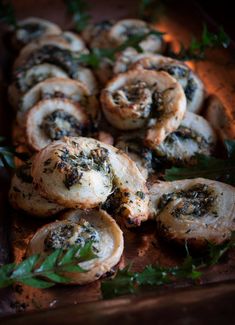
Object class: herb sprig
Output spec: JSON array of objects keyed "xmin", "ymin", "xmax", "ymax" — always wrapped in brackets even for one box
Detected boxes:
[
  {"xmin": 0, "ymin": 242, "xmax": 97, "ymax": 289},
  {"xmin": 0, "ymin": 0, "xmax": 17, "ymax": 28},
  {"xmin": 78, "ymin": 30, "xmax": 165, "ymax": 68},
  {"xmin": 165, "ymin": 140, "xmax": 235, "ymax": 185},
  {"xmin": 64, "ymin": 0, "xmax": 91, "ymax": 33},
  {"xmin": 168, "ymin": 24, "xmax": 230, "ymax": 61},
  {"xmin": 101, "ymin": 233, "xmax": 235, "ymax": 299},
  {"xmin": 0, "ymin": 137, "xmax": 30, "ymax": 169}
]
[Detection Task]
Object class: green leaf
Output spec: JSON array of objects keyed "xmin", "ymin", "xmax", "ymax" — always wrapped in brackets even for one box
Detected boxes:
[
  {"xmin": 42, "ymin": 272, "xmax": 71, "ymax": 283},
  {"xmin": 0, "ymin": 242, "xmax": 97, "ymax": 289},
  {"xmin": 19, "ymin": 278, "xmax": 55, "ymax": 288},
  {"xmin": 78, "ymin": 30, "xmax": 165, "ymax": 69},
  {"xmin": 0, "ymin": 263, "xmax": 16, "ymax": 288},
  {"xmin": 136, "ymin": 265, "xmax": 170, "ymax": 285},
  {"xmin": 11, "ymin": 255, "xmax": 39, "ymax": 278},
  {"xmin": 60, "ymin": 264, "xmax": 86, "ymax": 273},
  {"xmin": 168, "ymin": 23, "xmax": 230, "ymax": 61},
  {"xmin": 101, "ymin": 265, "xmax": 136, "ymax": 299},
  {"xmin": 207, "ymin": 232, "xmax": 235, "ymax": 266},
  {"xmin": 76, "ymin": 242, "xmax": 98, "ymax": 262},
  {"xmin": 165, "ymin": 143, "xmax": 235, "ymax": 186},
  {"xmin": 36, "ymin": 249, "xmax": 61, "ymax": 272},
  {"xmin": 58, "ymin": 246, "xmax": 80, "ymax": 266},
  {"xmin": 0, "ymin": 0, "xmax": 17, "ymax": 28},
  {"xmin": 64, "ymin": 0, "xmax": 90, "ymax": 32}
]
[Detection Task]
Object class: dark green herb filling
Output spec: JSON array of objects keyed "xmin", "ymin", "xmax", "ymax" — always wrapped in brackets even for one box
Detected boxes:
[
  {"xmin": 44, "ymin": 219, "xmax": 99, "ymax": 251},
  {"xmin": 19, "ymin": 23, "xmax": 45, "ymax": 42},
  {"xmin": 14, "ymin": 45, "xmax": 80, "ymax": 92},
  {"xmin": 159, "ymin": 64, "xmax": 189, "ymax": 79},
  {"xmin": 40, "ymin": 109, "xmax": 83, "ymax": 140},
  {"xmin": 184, "ymin": 78, "xmax": 197, "ymax": 102},
  {"xmin": 113, "ymin": 80, "xmax": 151, "ymax": 112},
  {"xmin": 158, "ymin": 184, "xmax": 217, "ymax": 218},
  {"xmin": 46, "ymin": 145, "xmax": 112, "ymax": 190},
  {"xmin": 164, "ymin": 126, "xmax": 207, "ymax": 147}
]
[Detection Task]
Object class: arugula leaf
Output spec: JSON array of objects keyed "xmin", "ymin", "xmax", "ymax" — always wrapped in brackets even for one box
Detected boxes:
[
  {"xmin": 0, "ymin": 242, "xmax": 96, "ymax": 289},
  {"xmin": 0, "ymin": 0, "xmax": 17, "ymax": 28},
  {"xmin": 101, "ymin": 236, "xmax": 235, "ymax": 299},
  {"xmin": 64, "ymin": 0, "xmax": 90, "ymax": 32},
  {"xmin": 168, "ymin": 24, "xmax": 230, "ymax": 61},
  {"xmin": 165, "ymin": 140, "xmax": 235, "ymax": 186}
]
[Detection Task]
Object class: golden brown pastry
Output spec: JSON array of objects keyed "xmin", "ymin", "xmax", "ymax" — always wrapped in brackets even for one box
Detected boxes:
[
  {"xmin": 154, "ymin": 111, "xmax": 217, "ymax": 165},
  {"xmin": 25, "ymin": 98, "xmax": 90, "ymax": 151},
  {"xmin": 101, "ymin": 69, "xmax": 186, "ymax": 147},
  {"xmin": 27, "ymin": 209, "xmax": 124, "ymax": 285},
  {"xmin": 15, "ymin": 77, "xmax": 92, "ymax": 125},
  {"xmin": 149, "ymin": 178, "xmax": 235, "ymax": 246},
  {"xmin": 9, "ymin": 160, "xmax": 64, "ymax": 217},
  {"xmin": 132, "ymin": 54, "xmax": 205, "ymax": 114},
  {"xmin": 10, "ymin": 17, "xmax": 61, "ymax": 50},
  {"xmin": 31, "ymin": 137, "xmax": 149, "ymax": 226},
  {"xmin": 12, "ymin": 45, "xmax": 98, "ymax": 96}
]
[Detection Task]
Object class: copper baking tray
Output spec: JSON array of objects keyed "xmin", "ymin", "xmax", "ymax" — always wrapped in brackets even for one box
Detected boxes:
[{"xmin": 0, "ymin": 0, "xmax": 235, "ymax": 323}]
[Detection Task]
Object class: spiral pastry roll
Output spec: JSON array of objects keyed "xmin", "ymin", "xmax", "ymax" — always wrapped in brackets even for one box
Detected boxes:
[
  {"xmin": 149, "ymin": 178, "xmax": 235, "ymax": 246},
  {"xmin": 9, "ymin": 64, "xmax": 69, "ymax": 108},
  {"xmin": 32, "ymin": 137, "xmax": 149, "ymax": 226},
  {"xmin": 132, "ymin": 55, "xmax": 204, "ymax": 113},
  {"xmin": 109, "ymin": 19, "xmax": 165, "ymax": 53},
  {"xmin": 10, "ymin": 17, "xmax": 61, "ymax": 50},
  {"xmin": 16, "ymin": 78, "xmax": 93, "ymax": 125},
  {"xmin": 9, "ymin": 160, "xmax": 64, "ymax": 217},
  {"xmin": 25, "ymin": 98, "xmax": 90, "ymax": 151},
  {"xmin": 17, "ymin": 33, "xmax": 88, "ymax": 59},
  {"xmin": 101, "ymin": 69, "xmax": 186, "ymax": 146},
  {"xmin": 205, "ymin": 95, "xmax": 235, "ymax": 140},
  {"xmin": 27, "ymin": 209, "xmax": 124, "ymax": 284},
  {"xmin": 154, "ymin": 112, "xmax": 217, "ymax": 165},
  {"xmin": 13, "ymin": 45, "xmax": 98, "ymax": 95},
  {"xmin": 82, "ymin": 20, "xmax": 114, "ymax": 49}
]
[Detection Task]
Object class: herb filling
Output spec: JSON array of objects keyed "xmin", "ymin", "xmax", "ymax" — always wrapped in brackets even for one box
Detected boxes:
[
  {"xmin": 40, "ymin": 109, "xmax": 83, "ymax": 140},
  {"xmin": 14, "ymin": 45, "xmax": 80, "ymax": 92},
  {"xmin": 44, "ymin": 219, "xmax": 100, "ymax": 251},
  {"xmin": 113, "ymin": 81, "xmax": 152, "ymax": 116},
  {"xmin": 158, "ymin": 184, "xmax": 217, "ymax": 218},
  {"xmin": 45, "ymin": 145, "xmax": 112, "ymax": 190}
]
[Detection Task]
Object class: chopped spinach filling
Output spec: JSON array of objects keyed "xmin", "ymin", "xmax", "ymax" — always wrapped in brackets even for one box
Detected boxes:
[
  {"xmin": 158, "ymin": 184, "xmax": 217, "ymax": 218},
  {"xmin": 40, "ymin": 109, "xmax": 83, "ymax": 140},
  {"xmin": 44, "ymin": 219, "xmax": 99, "ymax": 251}
]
